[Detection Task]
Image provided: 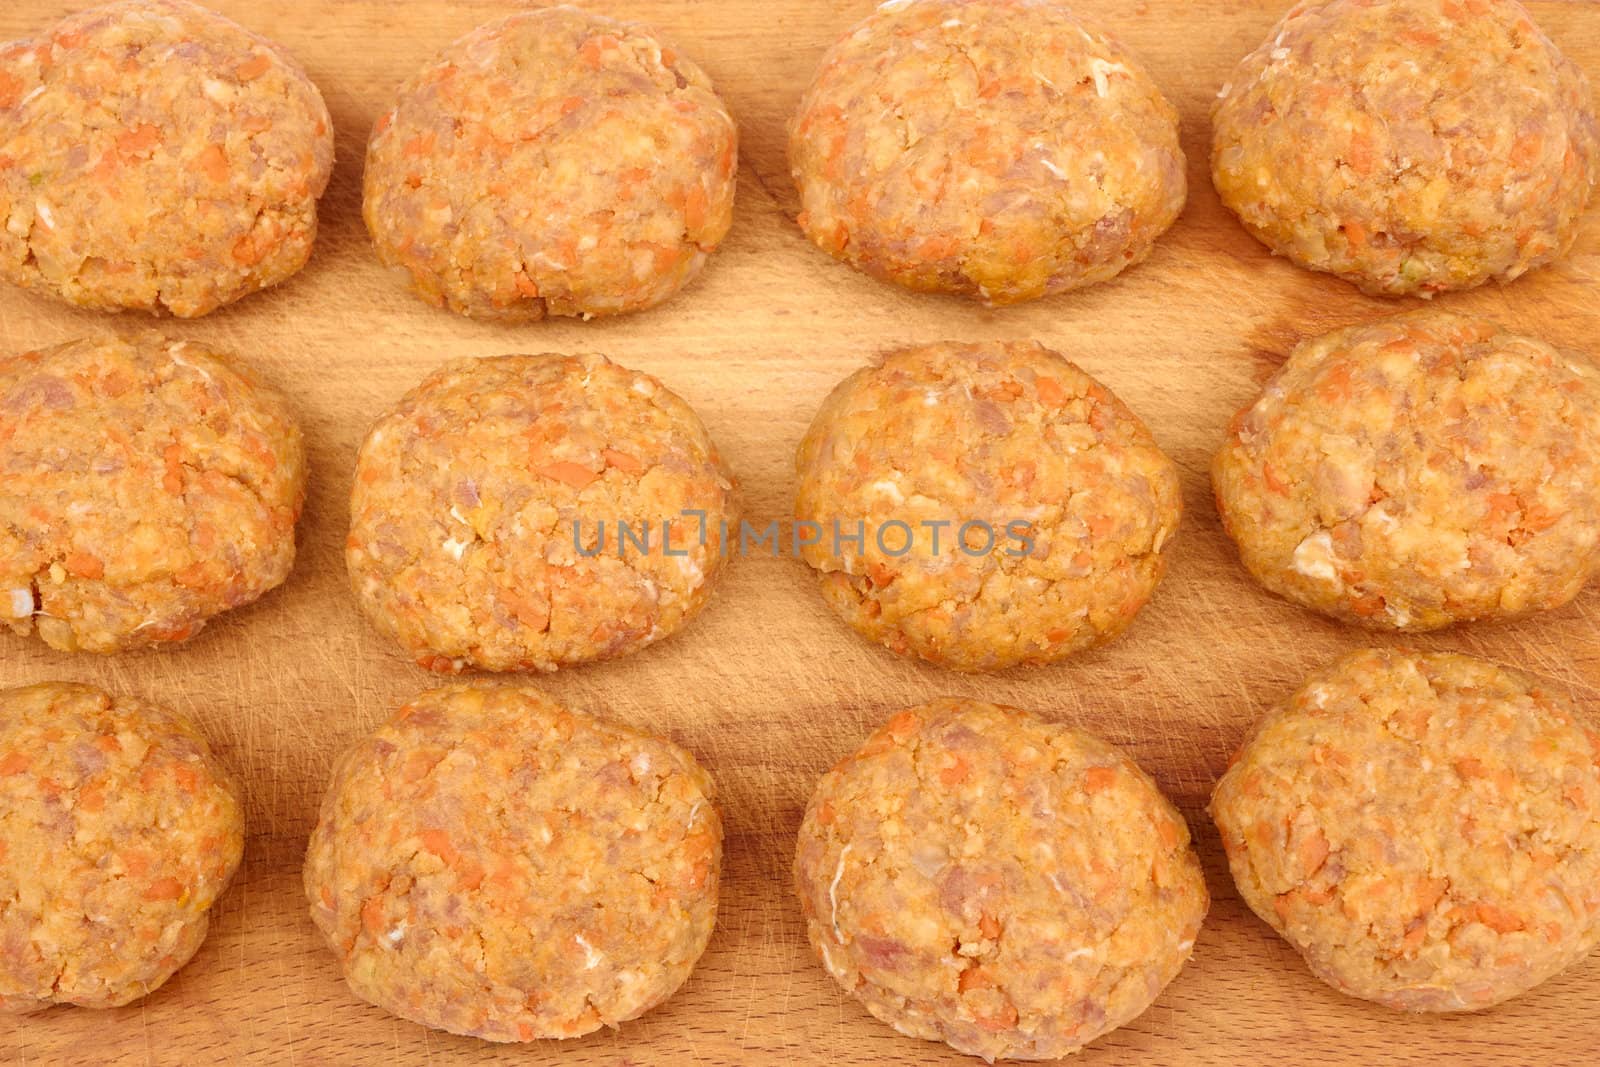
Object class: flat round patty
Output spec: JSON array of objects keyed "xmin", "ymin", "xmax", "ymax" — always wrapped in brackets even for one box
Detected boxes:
[
  {"xmin": 789, "ymin": 0, "xmax": 1184, "ymax": 304},
  {"xmin": 795, "ymin": 340, "xmax": 1180, "ymax": 671},
  {"xmin": 304, "ymin": 684, "xmax": 722, "ymax": 1041},
  {"xmin": 795, "ymin": 698, "xmax": 1207, "ymax": 1060},
  {"xmin": 1212, "ymin": 0, "xmax": 1600, "ymax": 296},
  {"xmin": 0, "ymin": 0, "xmax": 335, "ymax": 316},
  {"xmin": 1211, "ymin": 649, "xmax": 1600, "ymax": 1011},
  {"xmin": 364, "ymin": 7, "xmax": 737, "ymax": 321},
  {"xmin": 0, "ymin": 334, "xmax": 306, "ymax": 653},
  {"xmin": 0, "ymin": 681, "xmax": 243, "ymax": 1013},
  {"xmin": 346, "ymin": 353, "xmax": 737, "ymax": 673},
  {"xmin": 1213, "ymin": 311, "xmax": 1600, "ymax": 631}
]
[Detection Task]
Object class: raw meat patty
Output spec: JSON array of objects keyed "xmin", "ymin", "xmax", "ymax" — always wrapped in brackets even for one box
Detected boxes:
[
  {"xmin": 347, "ymin": 353, "xmax": 738, "ymax": 672},
  {"xmin": 795, "ymin": 698, "xmax": 1207, "ymax": 1059},
  {"xmin": 364, "ymin": 6, "xmax": 737, "ymax": 320},
  {"xmin": 789, "ymin": 0, "xmax": 1185, "ymax": 304},
  {"xmin": 1212, "ymin": 0, "xmax": 1599, "ymax": 296},
  {"xmin": 1213, "ymin": 311, "xmax": 1600, "ymax": 631},
  {"xmin": 305, "ymin": 684, "xmax": 722, "ymax": 1040},
  {"xmin": 0, "ymin": 681, "xmax": 243, "ymax": 1012},
  {"xmin": 0, "ymin": 334, "xmax": 306, "ymax": 652},
  {"xmin": 795, "ymin": 340, "xmax": 1180, "ymax": 671},
  {"xmin": 0, "ymin": 0, "xmax": 335, "ymax": 316},
  {"xmin": 1212, "ymin": 648, "xmax": 1600, "ymax": 1011}
]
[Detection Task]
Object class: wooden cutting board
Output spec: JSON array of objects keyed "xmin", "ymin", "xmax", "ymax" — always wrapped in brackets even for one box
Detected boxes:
[{"xmin": 1, "ymin": 1, "xmax": 1597, "ymax": 1063}]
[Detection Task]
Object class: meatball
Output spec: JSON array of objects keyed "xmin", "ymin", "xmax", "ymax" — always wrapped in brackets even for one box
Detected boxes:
[
  {"xmin": 789, "ymin": 0, "xmax": 1185, "ymax": 304},
  {"xmin": 1211, "ymin": 648, "xmax": 1600, "ymax": 1011},
  {"xmin": 0, "ymin": 681, "xmax": 243, "ymax": 1012},
  {"xmin": 1213, "ymin": 311, "xmax": 1600, "ymax": 631},
  {"xmin": 795, "ymin": 340, "xmax": 1180, "ymax": 671},
  {"xmin": 0, "ymin": 334, "xmax": 307, "ymax": 653},
  {"xmin": 346, "ymin": 353, "xmax": 738, "ymax": 673},
  {"xmin": 795, "ymin": 698, "xmax": 1207, "ymax": 1060},
  {"xmin": 0, "ymin": 0, "xmax": 335, "ymax": 316},
  {"xmin": 363, "ymin": 7, "xmax": 737, "ymax": 320},
  {"xmin": 1212, "ymin": 0, "xmax": 1600, "ymax": 296},
  {"xmin": 305, "ymin": 684, "xmax": 722, "ymax": 1041}
]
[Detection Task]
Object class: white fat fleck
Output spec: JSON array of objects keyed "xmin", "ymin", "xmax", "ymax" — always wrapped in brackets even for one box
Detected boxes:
[
  {"xmin": 817, "ymin": 937, "xmax": 850, "ymax": 981},
  {"xmin": 1270, "ymin": 47, "xmax": 1291, "ymax": 61},
  {"xmin": 1217, "ymin": 82, "xmax": 1233, "ymax": 100},
  {"xmin": 577, "ymin": 234, "xmax": 598, "ymax": 252},
  {"xmin": 922, "ymin": 389, "xmax": 941, "ymax": 406},
  {"xmin": 675, "ymin": 553, "xmax": 704, "ymax": 586},
  {"xmin": 868, "ymin": 479, "xmax": 905, "ymax": 504},
  {"xmin": 1064, "ymin": 947, "xmax": 1094, "ymax": 962},
  {"xmin": 20, "ymin": 85, "xmax": 45, "ymax": 108},
  {"xmin": 687, "ymin": 801, "xmax": 702, "ymax": 829},
  {"xmin": 1040, "ymin": 156, "xmax": 1067, "ymax": 180},
  {"xmin": 1386, "ymin": 604, "xmax": 1412, "ymax": 628},
  {"xmin": 1306, "ymin": 684, "xmax": 1331, "ymax": 708},
  {"xmin": 448, "ymin": 505, "xmax": 469, "ymax": 525},
  {"xmin": 168, "ymin": 347, "xmax": 215, "ymax": 385},
  {"xmin": 942, "ymin": 17, "xmax": 961, "ymax": 27},
  {"xmin": 574, "ymin": 934, "xmax": 603, "ymax": 969},
  {"xmin": 1176, "ymin": 939, "xmax": 1195, "ymax": 955},
  {"xmin": 1088, "ymin": 58, "xmax": 1124, "ymax": 98},
  {"xmin": 878, "ymin": 0, "xmax": 914, "ymax": 9},
  {"xmin": 1291, "ymin": 530, "xmax": 1339, "ymax": 583},
  {"xmin": 442, "ymin": 536, "xmax": 471, "ymax": 559},
  {"xmin": 384, "ymin": 920, "xmax": 407, "ymax": 947},
  {"xmin": 829, "ymin": 843, "xmax": 853, "ymax": 942},
  {"xmin": 630, "ymin": 751, "xmax": 653, "ymax": 779},
  {"xmin": 6, "ymin": 588, "xmax": 32, "ymax": 618},
  {"xmin": 528, "ymin": 250, "xmax": 566, "ymax": 271},
  {"xmin": 33, "ymin": 199, "xmax": 55, "ymax": 229}
]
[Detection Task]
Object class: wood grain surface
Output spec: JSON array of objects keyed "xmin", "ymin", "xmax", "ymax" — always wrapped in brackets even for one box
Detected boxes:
[{"xmin": 1, "ymin": 1, "xmax": 1598, "ymax": 1064}]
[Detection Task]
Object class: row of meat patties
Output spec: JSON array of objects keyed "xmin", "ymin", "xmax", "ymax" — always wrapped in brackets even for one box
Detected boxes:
[
  {"xmin": 1, "ymin": 0, "xmax": 1596, "ymax": 319},
  {"xmin": 2, "ymin": 650, "xmax": 1598, "ymax": 1057},
  {"xmin": 5, "ymin": 309, "xmax": 1599, "ymax": 664}
]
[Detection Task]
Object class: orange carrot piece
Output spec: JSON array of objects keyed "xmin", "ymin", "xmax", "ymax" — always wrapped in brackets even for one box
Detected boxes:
[
  {"xmin": 602, "ymin": 448, "xmax": 643, "ymax": 473},
  {"xmin": 143, "ymin": 877, "xmax": 184, "ymax": 902},
  {"xmin": 235, "ymin": 54, "xmax": 272, "ymax": 82},
  {"xmin": 198, "ymin": 143, "xmax": 229, "ymax": 183},
  {"xmin": 1035, "ymin": 376, "xmax": 1068, "ymax": 407},
  {"xmin": 64, "ymin": 550, "xmax": 103, "ymax": 579},
  {"xmin": 1083, "ymin": 766, "xmax": 1118, "ymax": 793},
  {"xmin": 537, "ymin": 461, "xmax": 600, "ymax": 489}
]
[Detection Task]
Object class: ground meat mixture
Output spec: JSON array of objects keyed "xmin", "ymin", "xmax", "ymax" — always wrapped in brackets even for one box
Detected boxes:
[
  {"xmin": 1212, "ymin": 0, "xmax": 1599, "ymax": 296},
  {"xmin": 796, "ymin": 698, "xmax": 1207, "ymax": 1060},
  {"xmin": 795, "ymin": 340, "xmax": 1180, "ymax": 672},
  {"xmin": 347, "ymin": 353, "xmax": 738, "ymax": 673},
  {"xmin": 0, "ymin": 334, "xmax": 306, "ymax": 653},
  {"xmin": 1212, "ymin": 649, "xmax": 1600, "ymax": 1011},
  {"xmin": 0, "ymin": 0, "xmax": 335, "ymax": 316},
  {"xmin": 364, "ymin": 6, "xmax": 737, "ymax": 321},
  {"xmin": 305, "ymin": 684, "xmax": 722, "ymax": 1041},
  {"xmin": 789, "ymin": 0, "xmax": 1185, "ymax": 304},
  {"xmin": 0, "ymin": 681, "xmax": 243, "ymax": 1012},
  {"xmin": 1213, "ymin": 311, "xmax": 1600, "ymax": 631}
]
